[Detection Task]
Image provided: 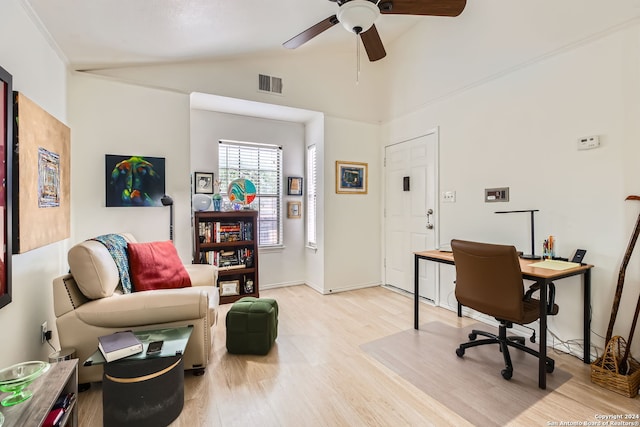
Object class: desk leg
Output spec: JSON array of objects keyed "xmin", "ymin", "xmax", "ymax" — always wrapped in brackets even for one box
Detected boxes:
[
  {"xmin": 583, "ymin": 269, "xmax": 591, "ymax": 363},
  {"xmin": 414, "ymin": 254, "xmax": 420, "ymax": 330},
  {"xmin": 538, "ymin": 279, "xmax": 548, "ymax": 390}
]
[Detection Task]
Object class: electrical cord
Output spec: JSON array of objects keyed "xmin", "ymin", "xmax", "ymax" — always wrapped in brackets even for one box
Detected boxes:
[{"xmin": 45, "ymin": 331, "xmax": 59, "ymax": 352}]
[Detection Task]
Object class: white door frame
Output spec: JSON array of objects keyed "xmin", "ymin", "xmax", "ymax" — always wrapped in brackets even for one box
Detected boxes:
[{"xmin": 382, "ymin": 128, "xmax": 440, "ymax": 305}]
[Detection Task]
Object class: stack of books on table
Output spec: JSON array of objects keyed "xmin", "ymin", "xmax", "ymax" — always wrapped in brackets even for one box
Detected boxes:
[{"xmin": 98, "ymin": 331, "xmax": 143, "ymax": 362}]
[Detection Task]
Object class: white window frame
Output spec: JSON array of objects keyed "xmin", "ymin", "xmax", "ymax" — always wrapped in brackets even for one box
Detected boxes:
[
  {"xmin": 218, "ymin": 140, "xmax": 283, "ymax": 247},
  {"xmin": 306, "ymin": 144, "xmax": 317, "ymax": 248}
]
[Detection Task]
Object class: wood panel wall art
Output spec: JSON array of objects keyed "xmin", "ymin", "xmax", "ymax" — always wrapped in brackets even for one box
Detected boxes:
[{"xmin": 13, "ymin": 92, "xmax": 70, "ymax": 253}]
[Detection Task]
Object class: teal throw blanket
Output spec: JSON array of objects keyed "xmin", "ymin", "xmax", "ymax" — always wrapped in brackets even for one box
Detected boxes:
[{"xmin": 93, "ymin": 234, "xmax": 133, "ymax": 294}]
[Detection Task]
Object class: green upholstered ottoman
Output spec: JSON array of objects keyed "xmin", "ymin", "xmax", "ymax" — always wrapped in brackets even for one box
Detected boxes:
[{"xmin": 226, "ymin": 297, "xmax": 278, "ymax": 355}]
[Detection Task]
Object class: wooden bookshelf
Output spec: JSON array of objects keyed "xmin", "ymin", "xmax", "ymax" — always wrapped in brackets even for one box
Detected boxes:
[{"xmin": 193, "ymin": 210, "xmax": 259, "ymax": 304}]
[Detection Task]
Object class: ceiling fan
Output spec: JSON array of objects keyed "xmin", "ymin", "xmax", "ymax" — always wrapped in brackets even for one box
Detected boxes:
[{"xmin": 283, "ymin": 0, "xmax": 467, "ymax": 62}]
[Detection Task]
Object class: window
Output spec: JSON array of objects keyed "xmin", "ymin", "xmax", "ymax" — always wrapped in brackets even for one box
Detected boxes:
[
  {"xmin": 306, "ymin": 144, "xmax": 317, "ymax": 247},
  {"xmin": 218, "ymin": 140, "xmax": 282, "ymax": 247}
]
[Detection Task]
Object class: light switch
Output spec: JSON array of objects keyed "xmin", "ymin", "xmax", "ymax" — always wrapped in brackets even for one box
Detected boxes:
[{"xmin": 442, "ymin": 191, "xmax": 456, "ymax": 203}]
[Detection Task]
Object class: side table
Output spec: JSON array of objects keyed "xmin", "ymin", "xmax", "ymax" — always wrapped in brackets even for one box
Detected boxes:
[
  {"xmin": 84, "ymin": 326, "xmax": 193, "ymax": 427},
  {"xmin": 1, "ymin": 359, "xmax": 78, "ymax": 427}
]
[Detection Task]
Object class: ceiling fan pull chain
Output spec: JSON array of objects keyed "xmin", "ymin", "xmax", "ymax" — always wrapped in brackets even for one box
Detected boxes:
[{"xmin": 356, "ymin": 34, "xmax": 361, "ymax": 84}]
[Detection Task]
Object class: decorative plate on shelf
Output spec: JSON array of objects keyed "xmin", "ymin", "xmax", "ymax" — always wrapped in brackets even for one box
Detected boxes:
[{"xmin": 227, "ymin": 179, "xmax": 256, "ymax": 206}]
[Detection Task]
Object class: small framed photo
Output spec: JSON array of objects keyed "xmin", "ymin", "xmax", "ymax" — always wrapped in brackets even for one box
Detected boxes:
[
  {"xmin": 287, "ymin": 176, "xmax": 303, "ymax": 196},
  {"xmin": 336, "ymin": 161, "xmax": 368, "ymax": 194},
  {"xmin": 287, "ymin": 201, "xmax": 301, "ymax": 219},
  {"xmin": 220, "ymin": 280, "xmax": 240, "ymax": 296},
  {"xmin": 194, "ymin": 172, "xmax": 214, "ymax": 194}
]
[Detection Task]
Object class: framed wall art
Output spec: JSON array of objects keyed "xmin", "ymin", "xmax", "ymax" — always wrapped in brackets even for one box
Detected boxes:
[
  {"xmin": 287, "ymin": 201, "xmax": 301, "ymax": 219},
  {"xmin": 105, "ymin": 155, "xmax": 166, "ymax": 207},
  {"xmin": 287, "ymin": 176, "xmax": 303, "ymax": 196},
  {"xmin": 220, "ymin": 280, "xmax": 240, "ymax": 296},
  {"xmin": 12, "ymin": 92, "xmax": 70, "ymax": 254},
  {"xmin": 0, "ymin": 65, "xmax": 13, "ymax": 308},
  {"xmin": 336, "ymin": 160, "xmax": 368, "ymax": 194},
  {"xmin": 194, "ymin": 172, "xmax": 214, "ymax": 194}
]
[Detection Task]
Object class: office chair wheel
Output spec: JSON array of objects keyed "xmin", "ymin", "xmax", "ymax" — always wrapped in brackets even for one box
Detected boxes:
[
  {"xmin": 501, "ymin": 368, "xmax": 513, "ymax": 380},
  {"xmin": 546, "ymin": 360, "xmax": 555, "ymax": 373},
  {"xmin": 456, "ymin": 347, "xmax": 465, "ymax": 357},
  {"xmin": 468, "ymin": 333, "xmax": 477, "ymax": 341}
]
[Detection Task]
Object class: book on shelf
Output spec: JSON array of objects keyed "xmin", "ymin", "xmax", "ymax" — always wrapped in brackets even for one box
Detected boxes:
[
  {"xmin": 53, "ymin": 392, "xmax": 76, "ymax": 412},
  {"xmin": 98, "ymin": 330, "xmax": 143, "ymax": 362},
  {"xmin": 204, "ymin": 247, "xmax": 254, "ymax": 268},
  {"xmin": 218, "ymin": 264, "xmax": 246, "ymax": 270},
  {"xmin": 43, "ymin": 408, "xmax": 64, "ymax": 427},
  {"xmin": 198, "ymin": 220, "xmax": 254, "ymax": 244}
]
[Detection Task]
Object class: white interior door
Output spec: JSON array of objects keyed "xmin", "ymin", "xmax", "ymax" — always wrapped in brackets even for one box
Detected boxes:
[{"xmin": 384, "ymin": 132, "xmax": 438, "ymax": 301}]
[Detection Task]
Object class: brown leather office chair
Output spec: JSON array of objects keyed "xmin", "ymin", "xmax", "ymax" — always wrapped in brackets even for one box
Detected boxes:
[{"xmin": 451, "ymin": 239, "xmax": 557, "ymax": 380}]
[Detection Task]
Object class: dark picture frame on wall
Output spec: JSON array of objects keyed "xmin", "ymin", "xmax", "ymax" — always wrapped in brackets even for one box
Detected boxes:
[
  {"xmin": 105, "ymin": 154, "xmax": 166, "ymax": 207},
  {"xmin": 287, "ymin": 177, "xmax": 303, "ymax": 196},
  {"xmin": 12, "ymin": 92, "xmax": 71, "ymax": 254},
  {"xmin": 194, "ymin": 171, "xmax": 214, "ymax": 194},
  {"xmin": 0, "ymin": 65, "xmax": 13, "ymax": 309}
]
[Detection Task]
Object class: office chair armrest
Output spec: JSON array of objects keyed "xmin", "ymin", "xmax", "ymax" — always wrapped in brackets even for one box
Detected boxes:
[{"xmin": 524, "ymin": 282, "xmax": 559, "ymax": 315}]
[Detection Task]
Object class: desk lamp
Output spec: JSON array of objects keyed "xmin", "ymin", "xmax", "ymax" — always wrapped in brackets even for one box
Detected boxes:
[
  {"xmin": 494, "ymin": 209, "xmax": 540, "ymax": 259},
  {"xmin": 160, "ymin": 195, "xmax": 174, "ymax": 241}
]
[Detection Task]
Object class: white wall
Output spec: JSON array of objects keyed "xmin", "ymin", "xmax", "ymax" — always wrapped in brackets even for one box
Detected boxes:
[
  {"xmin": 383, "ymin": 22, "xmax": 640, "ymax": 356},
  {"xmin": 88, "ymin": 50, "xmax": 385, "ymax": 124},
  {"xmin": 324, "ymin": 116, "xmax": 382, "ymax": 293},
  {"xmin": 190, "ymin": 109, "xmax": 307, "ymax": 287},
  {"xmin": 0, "ymin": 0, "xmax": 69, "ymax": 366},
  {"xmin": 68, "ymin": 73, "xmax": 193, "ymax": 261}
]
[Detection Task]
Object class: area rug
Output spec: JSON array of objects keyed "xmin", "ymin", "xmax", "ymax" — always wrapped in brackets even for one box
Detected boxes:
[{"xmin": 360, "ymin": 321, "xmax": 572, "ymax": 426}]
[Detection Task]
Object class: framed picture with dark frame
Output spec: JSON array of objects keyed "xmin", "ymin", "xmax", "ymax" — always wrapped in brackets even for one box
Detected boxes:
[
  {"xmin": 0, "ymin": 65, "xmax": 13, "ymax": 309},
  {"xmin": 194, "ymin": 171, "xmax": 214, "ymax": 194},
  {"xmin": 287, "ymin": 176, "xmax": 303, "ymax": 196},
  {"xmin": 336, "ymin": 160, "xmax": 368, "ymax": 194},
  {"xmin": 105, "ymin": 155, "xmax": 166, "ymax": 207}
]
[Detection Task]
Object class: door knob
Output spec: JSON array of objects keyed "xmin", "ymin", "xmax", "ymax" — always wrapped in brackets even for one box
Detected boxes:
[{"xmin": 426, "ymin": 209, "xmax": 434, "ymax": 229}]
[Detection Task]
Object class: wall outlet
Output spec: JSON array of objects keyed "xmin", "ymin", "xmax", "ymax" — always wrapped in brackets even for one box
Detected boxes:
[
  {"xmin": 442, "ymin": 191, "xmax": 456, "ymax": 203},
  {"xmin": 485, "ymin": 187, "xmax": 509, "ymax": 203},
  {"xmin": 41, "ymin": 321, "xmax": 48, "ymax": 343}
]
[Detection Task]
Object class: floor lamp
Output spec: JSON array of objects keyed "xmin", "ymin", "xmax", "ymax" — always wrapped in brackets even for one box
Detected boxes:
[
  {"xmin": 161, "ymin": 195, "xmax": 174, "ymax": 241},
  {"xmin": 494, "ymin": 209, "xmax": 540, "ymax": 259}
]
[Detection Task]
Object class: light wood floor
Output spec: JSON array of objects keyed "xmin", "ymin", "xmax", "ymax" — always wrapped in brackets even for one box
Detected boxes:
[{"xmin": 77, "ymin": 285, "xmax": 639, "ymax": 426}]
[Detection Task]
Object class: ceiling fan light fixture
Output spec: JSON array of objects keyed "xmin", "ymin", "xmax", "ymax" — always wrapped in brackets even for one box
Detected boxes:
[{"xmin": 337, "ymin": 0, "xmax": 380, "ymax": 34}]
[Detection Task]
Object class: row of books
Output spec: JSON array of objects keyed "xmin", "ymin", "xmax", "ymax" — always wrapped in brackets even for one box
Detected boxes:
[
  {"xmin": 200, "ymin": 248, "xmax": 254, "ymax": 269},
  {"xmin": 43, "ymin": 392, "xmax": 76, "ymax": 427},
  {"xmin": 199, "ymin": 221, "xmax": 253, "ymax": 243}
]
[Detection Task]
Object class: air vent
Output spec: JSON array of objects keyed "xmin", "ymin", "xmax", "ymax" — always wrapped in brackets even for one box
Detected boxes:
[
  {"xmin": 259, "ymin": 74, "xmax": 271, "ymax": 92},
  {"xmin": 258, "ymin": 74, "xmax": 283, "ymax": 95}
]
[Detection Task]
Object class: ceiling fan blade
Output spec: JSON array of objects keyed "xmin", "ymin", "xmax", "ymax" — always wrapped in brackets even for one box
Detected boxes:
[
  {"xmin": 283, "ymin": 15, "xmax": 339, "ymax": 49},
  {"xmin": 360, "ymin": 24, "xmax": 386, "ymax": 62},
  {"xmin": 379, "ymin": 0, "xmax": 466, "ymax": 17}
]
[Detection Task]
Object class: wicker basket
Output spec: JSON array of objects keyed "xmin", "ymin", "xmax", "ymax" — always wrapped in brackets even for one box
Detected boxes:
[{"xmin": 590, "ymin": 336, "xmax": 640, "ymax": 398}]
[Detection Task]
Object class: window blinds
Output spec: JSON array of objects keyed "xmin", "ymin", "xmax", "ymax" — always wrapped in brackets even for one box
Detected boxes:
[{"xmin": 219, "ymin": 140, "xmax": 282, "ymax": 246}]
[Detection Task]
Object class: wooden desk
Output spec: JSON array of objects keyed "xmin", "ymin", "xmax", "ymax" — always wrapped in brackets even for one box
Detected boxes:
[{"xmin": 413, "ymin": 249, "xmax": 593, "ymax": 389}]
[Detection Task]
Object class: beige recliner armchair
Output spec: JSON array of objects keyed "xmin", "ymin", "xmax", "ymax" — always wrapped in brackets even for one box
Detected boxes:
[{"xmin": 52, "ymin": 233, "xmax": 219, "ymax": 384}]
